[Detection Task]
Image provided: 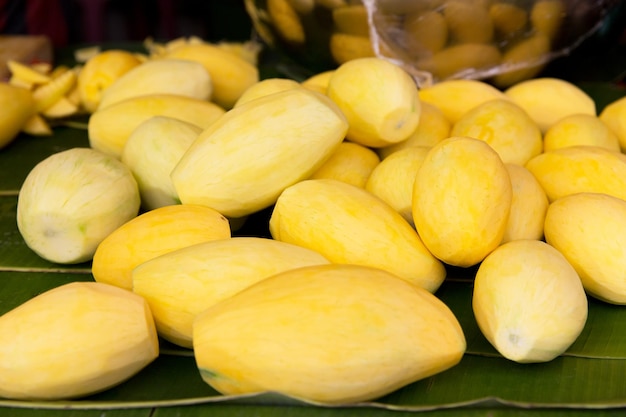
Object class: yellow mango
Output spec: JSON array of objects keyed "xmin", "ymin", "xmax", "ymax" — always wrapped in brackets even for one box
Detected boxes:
[
  {"xmin": 472, "ymin": 240, "xmax": 588, "ymax": 363},
  {"xmin": 97, "ymin": 59, "xmax": 213, "ymax": 110},
  {"xmin": 268, "ymin": 0, "xmax": 306, "ymax": 44},
  {"xmin": 21, "ymin": 113, "xmax": 52, "ymax": 136},
  {"xmin": 121, "ymin": 116, "xmax": 202, "ymax": 210},
  {"xmin": 415, "ymin": 43, "xmax": 502, "ymax": 82},
  {"xmin": 309, "ymin": 141, "xmax": 380, "ymax": 188},
  {"xmin": 88, "ymin": 94, "xmax": 225, "ymax": 158},
  {"xmin": 77, "ymin": 49, "xmax": 143, "ymax": 113},
  {"xmin": 543, "ymin": 113, "xmax": 620, "ymax": 152},
  {"xmin": 0, "ymin": 83, "xmax": 34, "ymax": 149},
  {"xmin": 530, "ymin": 0, "xmax": 566, "ymax": 41},
  {"xmin": 0, "ymin": 282, "xmax": 158, "ymax": 400},
  {"xmin": 93, "ymin": 204, "xmax": 230, "ymax": 291},
  {"xmin": 377, "ymin": 102, "xmax": 451, "ymax": 159},
  {"xmin": 7, "ymin": 60, "xmax": 51, "ymax": 85},
  {"xmin": 451, "ymin": 98, "xmax": 543, "ymax": 166},
  {"xmin": 525, "ymin": 145, "xmax": 626, "ymax": 202},
  {"xmin": 504, "ymin": 77, "xmax": 596, "ymax": 133},
  {"xmin": 366, "ymin": 146, "xmax": 431, "ymax": 226},
  {"xmin": 403, "ymin": 10, "xmax": 448, "ymax": 56},
  {"xmin": 301, "ymin": 70, "xmax": 335, "ymax": 94},
  {"xmin": 545, "ymin": 192, "xmax": 626, "ymax": 304},
  {"xmin": 599, "ymin": 95, "xmax": 626, "ymax": 152},
  {"xmin": 329, "ymin": 33, "xmax": 376, "ymax": 65},
  {"xmin": 163, "ymin": 43, "xmax": 259, "ymax": 109},
  {"xmin": 31, "ymin": 68, "xmax": 77, "ymax": 112},
  {"xmin": 171, "ymin": 88, "xmax": 348, "ymax": 218},
  {"xmin": 233, "ymin": 77, "xmax": 301, "ymax": 107},
  {"xmin": 501, "ymin": 163, "xmax": 549, "ymax": 243},
  {"xmin": 492, "ymin": 34, "xmax": 551, "ymax": 88},
  {"xmin": 412, "ymin": 137, "xmax": 512, "ymax": 267},
  {"xmin": 489, "ymin": 2, "xmax": 528, "ymax": 38},
  {"xmin": 332, "ymin": 4, "xmax": 369, "ymax": 36},
  {"xmin": 133, "ymin": 237, "xmax": 330, "ymax": 348},
  {"xmin": 17, "ymin": 148, "xmax": 140, "ymax": 264},
  {"xmin": 443, "ymin": 1, "xmax": 494, "ymax": 44},
  {"xmin": 327, "ymin": 57, "xmax": 421, "ymax": 147},
  {"xmin": 193, "ymin": 263, "xmax": 466, "ymax": 404},
  {"xmin": 418, "ymin": 79, "xmax": 507, "ymax": 124},
  {"xmin": 270, "ymin": 178, "xmax": 446, "ymax": 292}
]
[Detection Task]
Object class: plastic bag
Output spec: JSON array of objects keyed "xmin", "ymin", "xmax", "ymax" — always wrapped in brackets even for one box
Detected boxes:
[{"xmin": 362, "ymin": 0, "xmax": 621, "ymax": 87}]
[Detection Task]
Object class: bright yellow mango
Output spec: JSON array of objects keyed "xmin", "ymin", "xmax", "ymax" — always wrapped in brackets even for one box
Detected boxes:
[
  {"xmin": 0, "ymin": 282, "xmax": 158, "ymax": 400},
  {"xmin": 132, "ymin": 237, "xmax": 330, "ymax": 348},
  {"xmin": 270, "ymin": 178, "xmax": 446, "ymax": 292},
  {"xmin": 473, "ymin": 240, "xmax": 588, "ymax": 363},
  {"xmin": 525, "ymin": 145, "xmax": 626, "ymax": 202},
  {"xmin": 309, "ymin": 141, "xmax": 380, "ymax": 188},
  {"xmin": 0, "ymin": 83, "xmax": 34, "ymax": 149},
  {"xmin": 92, "ymin": 204, "xmax": 231, "ymax": 291},
  {"xmin": 193, "ymin": 263, "xmax": 466, "ymax": 404},
  {"xmin": 545, "ymin": 192, "xmax": 626, "ymax": 304},
  {"xmin": 412, "ymin": 137, "xmax": 512, "ymax": 267}
]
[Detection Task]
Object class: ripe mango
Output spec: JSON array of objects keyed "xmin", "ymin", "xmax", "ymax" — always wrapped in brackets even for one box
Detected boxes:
[
  {"xmin": 0, "ymin": 82, "xmax": 34, "ymax": 149},
  {"xmin": 92, "ymin": 204, "xmax": 231, "ymax": 291},
  {"xmin": 451, "ymin": 98, "xmax": 542, "ymax": 166},
  {"xmin": 599, "ymin": 95, "xmax": 626, "ymax": 152},
  {"xmin": 193, "ymin": 263, "xmax": 466, "ymax": 404},
  {"xmin": 270, "ymin": 178, "xmax": 446, "ymax": 292},
  {"xmin": 17, "ymin": 147, "xmax": 140, "ymax": 264},
  {"xmin": 412, "ymin": 137, "xmax": 512, "ymax": 267},
  {"xmin": 233, "ymin": 77, "xmax": 301, "ymax": 107},
  {"xmin": 77, "ymin": 49, "xmax": 142, "ymax": 113},
  {"xmin": 309, "ymin": 141, "xmax": 380, "ymax": 188},
  {"xmin": 97, "ymin": 58, "xmax": 213, "ymax": 110},
  {"xmin": 545, "ymin": 192, "xmax": 626, "ymax": 304},
  {"xmin": 504, "ymin": 77, "xmax": 596, "ymax": 132},
  {"xmin": 171, "ymin": 87, "xmax": 348, "ymax": 218},
  {"xmin": 121, "ymin": 116, "xmax": 202, "ymax": 210},
  {"xmin": 543, "ymin": 113, "xmax": 620, "ymax": 152},
  {"xmin": 88, "ymin": 94, "xmax": 225, "ymax": 158},
  {"xmin": 0, "ymin": 282, "xmax": 158, "ymax": 400},
  {"xmin": 473, "ymin": 240, "xmax": 588, "ymax": 363},
  {"xmin": 326, "ymin": 57, "xmax": 421, "ymax": 148},
  {"xmin": 162, "ymin": 43, "xmax": 259, "ymax": 109},
  {"xmin": 525, "ymin": 145, "xmax": 626, "ymax": 202},
  {"xmin": 501, "ymin": 163, "xmax": 549, "ymax": 243},
  {"xmin": 132, "ymin": 237, "xmax": 330, "ymax": 348}
]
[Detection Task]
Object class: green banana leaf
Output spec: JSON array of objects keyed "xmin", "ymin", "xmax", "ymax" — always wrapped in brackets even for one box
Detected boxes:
[{"xmin": 1, "ymin": 33, "xmax": 626, "ymax": 416}]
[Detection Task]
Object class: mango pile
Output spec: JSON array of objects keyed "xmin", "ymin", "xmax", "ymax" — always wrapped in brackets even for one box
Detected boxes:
[{"xmin": 1, "ymin": 35, "xmax": 626, "ymax": 405}]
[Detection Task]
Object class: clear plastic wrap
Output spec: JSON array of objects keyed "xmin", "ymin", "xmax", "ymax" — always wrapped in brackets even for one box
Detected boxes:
[
  {"xmin": 245, "ymin": 0, "xmax": 620, "ymax": 87},
  {"xmin": 362, "ymin": 0, "xmax": 621, "ymax": 87}
]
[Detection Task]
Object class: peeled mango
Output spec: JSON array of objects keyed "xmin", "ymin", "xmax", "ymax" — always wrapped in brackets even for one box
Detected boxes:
[
  {"xmin": 171, "ymin": 87, "xmax": 348, "ymax": 218},
  {"xmin": 473, "ymin": 239, "xmax": 588, "ymax": 363},
  {"xmin": 193, "ymin": 263, "xmax": 466, "ymax": 404},
  {"xmin": 270, "ymin": 178, "xmax": 446, "ymax": 292},
  {"xmin": 0, "ymin": 82, "xmax": 34, "ymax": 149},
  {"xmin": 544, "ymin": 192, "xmax": 626, "ymax": 304},
  {"xmin": 17, "ymin": 147, "xmax": 140, "ymax": 264},
  {"xmin": 92, "ymin": 204, "xmax": 231, "ymax": 291},
  {"xmin": 97, "ymin": 58, "xmax": 213, "ymax": 110},
  {"xmin": 88, "ymin": 94, "xmax": 225, "ymax": 158},
  {"xmin": 132, "ymin": 237, "xmax": 330, "ymax": 348},
  {"xmin": 0, "ymin": 282, "xmax": 158, "ymax": 400},
  {"xmin": 412, "ymin": 137, "xmax": 512, "ymax": 267}
]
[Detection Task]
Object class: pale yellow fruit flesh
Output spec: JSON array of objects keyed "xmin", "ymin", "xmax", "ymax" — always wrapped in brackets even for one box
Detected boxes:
[
  {"xmin": 0, "ymin": 282, "xmax": 158, "ymax": 400},
  {"xmin": 193, "ymin": 263, "xmax": 465, "ymax": 404},
  {"xmin": 451, "ymin": 98, "xmax": 542, "ymax": 166},
  {"xmin": 0, "ymin": 83, "xmax": 34, "ymax": 149},
  {"xmin": 327, "ymin": 57, "xmax": 421, "ymax": 148},
  {"xmin": 543, "ymin": 113, "xmax": 620, "ymax": 152},
  {"xmin": 132, "ymin": 237, "xmax": 330, "ymax": 348},
  {"xmin": 120, "ymin": 116, "xmax": 202, "ymax": 210},
  {"xmin": 473, "ymin": 240, "xmax": 587, "ymax": 363},
  {"xmin": 270, "ymin": 178, "xmax": 446, "ymax": 292},
  {"xmin": 412, "ymin": 137, "xmax": 512, "ymax": 267},
  {"xmin": 544, "ymin": 192, "xmax": 626, "ymax": 304},
  {"xmin": 16, "ymin": 148, "xmax": 140, "ymax": 264},
  {"xmin": 92, "ymin": 204, "xmax": 231, "ymax": 291},
  {"xmin": 599, "ymin": 95, "xmax": 626, "ymax": 152},
  {"xmin": 233, "ymin": 77, "xmax": 301, "ymax": 107},
  {"xmin": 171, "ymin": 88, "xmax": 349, "ymax": 218},
  {"xmin": 309, "ymin": 141, "xmax": 380, "ymax": 188}
]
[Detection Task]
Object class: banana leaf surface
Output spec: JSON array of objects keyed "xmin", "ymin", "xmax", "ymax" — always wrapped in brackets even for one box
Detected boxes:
[{"xmin": 1, "ymin": 34, "xmax": 626, "ymax": 416}]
